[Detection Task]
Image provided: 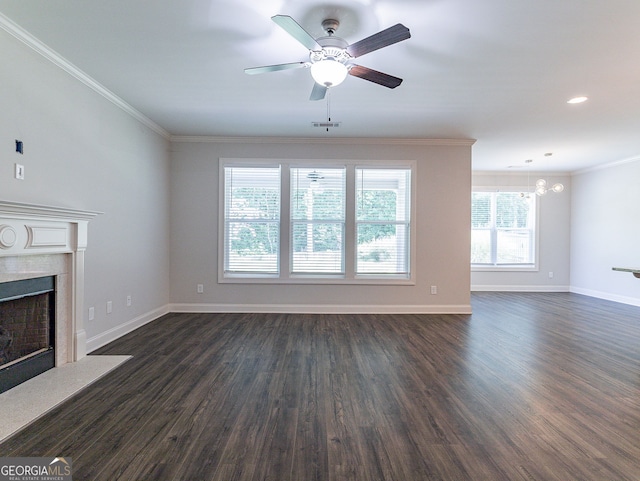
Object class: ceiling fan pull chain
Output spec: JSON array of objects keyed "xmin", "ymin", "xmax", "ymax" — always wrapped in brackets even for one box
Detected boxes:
[{"xmin": 326, "ymin": 91, "xmax": 331, "ymax": 131}]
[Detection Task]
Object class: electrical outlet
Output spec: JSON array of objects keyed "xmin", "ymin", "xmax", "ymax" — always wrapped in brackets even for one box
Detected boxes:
[
  {"xmin": 126, "ymin": 295, "xmax": 132, "ymax": 306},
  {"xmin": 88, "ymin": 307, "xmax": 95, "ymax": 321},
  {"xmin": 106, "ymin": 300, "xmax": 113, "ymax": 314},
  {"xmin": 430, "ymin": 285, "xmax": 437, "ymax": 295},
  {"xmin": 197, "ymin": 284, "xmax": 204, "ymax": 293},
  {"xmin": 549, "ymin": 271, "xmax": 554, "ymax": 279}
]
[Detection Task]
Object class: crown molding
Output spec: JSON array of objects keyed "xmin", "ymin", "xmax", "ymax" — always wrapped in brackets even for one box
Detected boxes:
[
  {"xmin": 170, "ymin": 135, "xmax": 476, "ymax": 146},
  {"xmin": 0, "ymin": 13, "xmax": 170, "ymax": 140},
  {"xmin": 472, "ymin": 170, "xmax": 572, "ymax": 177},
  {"xmin": 573, "ymin": 155, "xmax": 640, "ymax": 175}
]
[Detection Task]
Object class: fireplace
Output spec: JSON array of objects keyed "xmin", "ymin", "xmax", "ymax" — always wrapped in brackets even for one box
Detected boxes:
[
  {"xmin": 0, "ymin": 276, "xmax": 56, "ymax": 393},
  {"xmin": 0, "ymin": 200, "xmax": 100, "ymax": 392}
]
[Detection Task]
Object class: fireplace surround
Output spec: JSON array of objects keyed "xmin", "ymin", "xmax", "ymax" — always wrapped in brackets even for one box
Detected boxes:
[{"xmin": 0, "ymin": 200, "xmax": 100, "ymax": 387}]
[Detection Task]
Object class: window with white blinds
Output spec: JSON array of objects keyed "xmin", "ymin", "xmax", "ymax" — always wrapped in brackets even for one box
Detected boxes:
[
  {"xmin": 291, "ymin": 168, "xmax": 346, "ymax": 274},
  {"xmin": 471, "ymin": 191, "xmax": 536, "ymax": 267},
  {"xmin": 356, "ymin": 168, "xmax": 411, "ymax": 275},
  {"xmin": 221, "ymin": 160, "xmax": 414, "ymax": 282},
  {"xmin": 224, "ymin": 166, "xmax": 280, "ymax": 274}
]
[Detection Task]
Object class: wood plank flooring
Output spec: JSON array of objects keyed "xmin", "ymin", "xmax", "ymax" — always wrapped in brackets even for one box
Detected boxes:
[{"xmin": 2, "ymin": 292, "xmax": 639, "ymax": 480}]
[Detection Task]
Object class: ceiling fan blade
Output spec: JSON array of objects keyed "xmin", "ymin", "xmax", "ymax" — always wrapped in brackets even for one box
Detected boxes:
[
  {"xmin": 272, "ymin": 15, "xmax": 322, "ymax": 51},
  {"xmin": 310, "ymin": 82, "xmax": 328, "ymax": 101},
  {"xmin": 346, "ymin": 24, "xmax": 411, "ymax": 58},
  {"xmin": 244, "ymin": 62, "xmax": 308, "ymax": 75},
  {"xmin": 349, "ymin": 65, "xmax": 403, "ymax": 88}
]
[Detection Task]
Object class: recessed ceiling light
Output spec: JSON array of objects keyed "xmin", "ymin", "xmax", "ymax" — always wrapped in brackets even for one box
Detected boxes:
[{"xmin": 567, "ymin": 96, "xmax": 588, "ymax": 104}]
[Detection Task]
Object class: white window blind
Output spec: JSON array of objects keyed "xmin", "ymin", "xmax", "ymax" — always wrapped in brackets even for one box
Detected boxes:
[
  {"xmin": 471, "ymin": 191, "xmax": 535, "ymax": 266},
  {"xmin": 224, "ymin": 166, "xmax": 280, "ymax": 274},
  {"xmin": 356, "ymin": 168, "xmax": 411, "ymax": 275},
  {"xmin": 290, "ymin": 168, "xmax": 346, "ymax": 274},
  {"xmin": 221, "ymin": 160, "xmax": 414, "ymax": 283}
]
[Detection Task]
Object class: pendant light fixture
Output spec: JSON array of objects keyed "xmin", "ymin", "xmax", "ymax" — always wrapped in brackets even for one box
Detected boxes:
[
  {"xmin": 521, "ymin": 159, "xmax": 564, "ymax": 197},
  {"xmin": 534, "ymin": 178, "xmax": 564, "ymax": 196}
]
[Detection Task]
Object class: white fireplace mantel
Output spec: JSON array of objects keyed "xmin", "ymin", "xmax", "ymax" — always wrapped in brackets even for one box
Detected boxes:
[{"xmin": 0, "ymin": 200, "xmax": 101, "ymax": 364}]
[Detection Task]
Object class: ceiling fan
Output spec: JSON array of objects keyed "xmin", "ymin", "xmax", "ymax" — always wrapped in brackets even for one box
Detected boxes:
[{"xmin": 245, "ymin": 15, "xmax": 411, "ymax": 100}]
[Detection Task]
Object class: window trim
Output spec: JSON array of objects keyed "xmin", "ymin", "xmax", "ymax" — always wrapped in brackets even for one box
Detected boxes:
[
  {"xmin": 471, "ymin": 187, "xmax": 540, "ymax": 272},
  {"xmin": 219, "ymin": 158, "xmax": 417, "ymax": 285}
]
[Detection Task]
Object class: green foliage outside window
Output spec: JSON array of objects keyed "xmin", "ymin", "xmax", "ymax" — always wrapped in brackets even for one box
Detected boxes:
[
  {"xmin": 357, "ymin": 190, "xmax": 397, "ymax": 244},
  {"xmin": 228, "ymin": 187, "xmax": 279, "ymax": 256}
]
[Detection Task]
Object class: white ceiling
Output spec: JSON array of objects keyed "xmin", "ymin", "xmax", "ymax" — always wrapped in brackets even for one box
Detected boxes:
[{"xmin": 1, "ymin": 0, "xmax": 640, "ymax": 172}]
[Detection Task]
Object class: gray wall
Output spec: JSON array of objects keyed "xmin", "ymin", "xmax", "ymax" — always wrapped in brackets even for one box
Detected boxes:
[
  {"xmin": 471, "ymin": 172, "xmax": 572, "ymax": 291},
  {"xmin": 571, "ymin": 159, "xmax": 640, "ymax": 306},
  {"xmin": 169, "ymin": 139, "xmax": 473, "ymax": 313},
  {"xmin": 0, "ymin": 28, "xmax": 171, "ymax": 350}
]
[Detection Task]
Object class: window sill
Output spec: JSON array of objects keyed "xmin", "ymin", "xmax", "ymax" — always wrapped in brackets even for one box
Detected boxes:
[
  {"xmin": 472, "ymin": 265, "xmax": 538, "ymax": 272},
  {"xmin": 219, "ymin": 275, "xmax": 415, "ymax": 285}
]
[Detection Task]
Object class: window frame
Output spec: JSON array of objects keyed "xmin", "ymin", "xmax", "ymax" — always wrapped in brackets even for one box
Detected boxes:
[
  {"xmin": 471, "ymin": 188, "xmax": 540, "ymax": 272},
  {"xmin": 219, "ymin": 159, "xmax": 416, "ymax": 285}
]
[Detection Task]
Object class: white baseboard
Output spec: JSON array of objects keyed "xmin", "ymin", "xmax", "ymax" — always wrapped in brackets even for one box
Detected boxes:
[
  {"xmin": 569, "ymin": 286, "xmax": 640, "ymax": 308},
  {"xmin": 85, "ymin": 289, "xmax": 638, "ymax": 354},
  {"xmin": 168, "ymin": 303, "xmax": 472, "ymax": 315},
  {"xmin": 471, "ymin": 285, "xmax": 570, "ymax": 292},
  {"xmin": 85, "ymin": 303, "xmax": 471, "ymax": 353},
  {"xmin": 471, "ymin": 284, "xmax": 640, "ymax": 308},
  {"xmin": 86, "ymin": 305, "xmax": 171, "ymax": 353}
]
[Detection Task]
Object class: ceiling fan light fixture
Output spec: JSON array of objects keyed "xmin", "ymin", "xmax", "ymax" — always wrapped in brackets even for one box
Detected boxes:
[
  {"xmin": 245, "ymin": 15, "xmax": 410, "ymax": 99},
  {"xmin": 310, "ymin": 59, "xmax": 348, "ymax": 87}
]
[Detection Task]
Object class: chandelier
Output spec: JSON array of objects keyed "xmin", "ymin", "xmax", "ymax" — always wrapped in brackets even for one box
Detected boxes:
[
  {"xmin": 534, "ymin": 178, "xmax": 564, "ymax": 196},
  {"xmin": 521, "ymin": 159, "xmax": 564, "ymax": 198}
]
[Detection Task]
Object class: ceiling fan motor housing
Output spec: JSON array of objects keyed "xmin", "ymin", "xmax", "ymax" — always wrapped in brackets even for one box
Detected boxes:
[{"xmin": 310, "ymin": 36, "xmax": 350, "ymax": 65}]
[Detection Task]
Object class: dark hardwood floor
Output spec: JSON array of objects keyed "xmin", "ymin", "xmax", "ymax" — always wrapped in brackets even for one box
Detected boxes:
[{"xmin": 2, "ymin": 292, "xmax": 639, "ymax": 480}]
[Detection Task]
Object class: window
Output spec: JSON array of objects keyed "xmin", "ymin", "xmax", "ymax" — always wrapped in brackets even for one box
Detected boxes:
[
  {"xmin": 471, "ymin": 191, "xmax": 536, "ymax": 268},
  {"xmin": 221, "ymin": 160, "xmax": 414, "ymax": 283},
  {"xmin": 223, "ymin": 166, "xmax": 280, "ymax": 275},
  {"xmin": 291, "ymin": 167, "xmax": 346, "ymax": 274},
  {"xmin": 356, "ymin": 168, "xmax": 411, "ymax": 275}
]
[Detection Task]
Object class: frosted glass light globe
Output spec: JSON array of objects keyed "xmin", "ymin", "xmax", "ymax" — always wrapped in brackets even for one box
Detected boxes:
[{"xmin": 311, "ymin": 60, "xmax": 348, "ymax": 87}]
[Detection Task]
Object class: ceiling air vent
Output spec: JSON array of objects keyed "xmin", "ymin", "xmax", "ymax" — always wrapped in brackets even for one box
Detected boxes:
[{"xmin": 312, "ymin": 121, "xmax": 341, "ymax": 128}]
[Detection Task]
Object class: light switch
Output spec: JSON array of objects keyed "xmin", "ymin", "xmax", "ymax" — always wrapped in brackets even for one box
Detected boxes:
[{"xmin": 15, "ymin": 163, "xmax": 25, "ymax": 180}]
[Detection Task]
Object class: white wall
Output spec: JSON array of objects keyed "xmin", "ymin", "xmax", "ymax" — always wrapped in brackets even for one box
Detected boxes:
[
  {"xmin": 570, "ymin": 159, "xmax": 640, "ymax": 306},
  {"xmin": 0, "ymin": 28, "xmax": 171, "ymax": 350},
  {"xmin": 471, "ymin": 172, "xmax": 572, "ymax": 291},
  {"xmin": 169, "ymin": 139, "xmax": 473, "ymax": 313}
]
